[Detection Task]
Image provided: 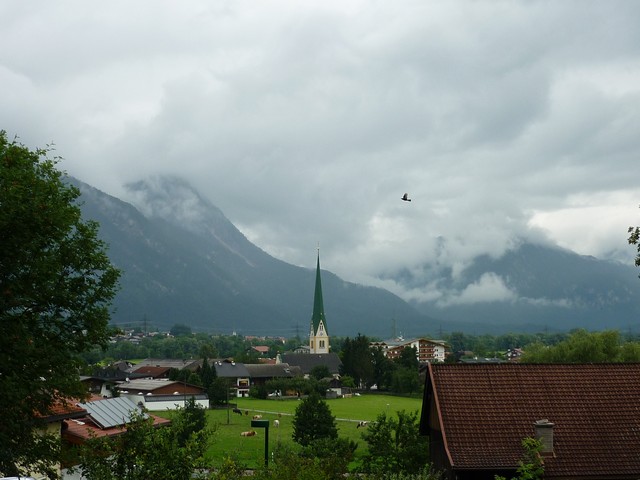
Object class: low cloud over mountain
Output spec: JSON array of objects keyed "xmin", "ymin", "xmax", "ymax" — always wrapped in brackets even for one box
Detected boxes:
[{"xmin": 73, "ymin": 176, "xmax": 640, "ymax": 337}]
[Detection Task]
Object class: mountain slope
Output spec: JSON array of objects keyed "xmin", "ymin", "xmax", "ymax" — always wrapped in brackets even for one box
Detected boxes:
[
  {"xmin": 407, "ymin": 242, "xmax": 640, "ymax": 333},
  {"xmin": 73, "ymin": 177, "xmax": 432, "ymax": 337},
  {"xmin": 73, "ymin": 176, "xmax": 640, "ymax": 337}
]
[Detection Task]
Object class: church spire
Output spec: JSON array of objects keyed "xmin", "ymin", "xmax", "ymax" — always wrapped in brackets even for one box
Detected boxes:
[
  {"xmin": 311, "ymin": 251, "xmax": 327, "ymax": 334},
  {"xmin": 309, "ymin": 250, "xmax": 330, "ymax": 354}
]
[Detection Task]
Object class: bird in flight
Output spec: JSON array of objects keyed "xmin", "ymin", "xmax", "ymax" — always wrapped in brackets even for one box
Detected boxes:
[{"xmin": 401, "ymin": 193, "xmax": 411, "ymax": 202}]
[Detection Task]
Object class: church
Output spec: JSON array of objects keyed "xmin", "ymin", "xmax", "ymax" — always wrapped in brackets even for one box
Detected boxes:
[
  {"xmin": 280, "ymin": 251, "xmax": 342, "ymax": 377},
  {"xmin": 309, "ymin": 251, "xmax": 330, "ymax": 354}
]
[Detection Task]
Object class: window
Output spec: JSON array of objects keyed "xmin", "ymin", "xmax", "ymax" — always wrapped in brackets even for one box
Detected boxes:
[{"xmin": 320, "ymin": 340, "xmax": 325, "ymax": 348}]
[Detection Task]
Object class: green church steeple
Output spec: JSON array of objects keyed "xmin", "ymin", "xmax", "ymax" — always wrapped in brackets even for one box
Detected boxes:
[
  {"xmin": 309, "ymin": 250, "xmax": 330, "ymax": 354},
  {"xmin": 311, "ymin": 252, "xmax": 327, "ymax": 334}
]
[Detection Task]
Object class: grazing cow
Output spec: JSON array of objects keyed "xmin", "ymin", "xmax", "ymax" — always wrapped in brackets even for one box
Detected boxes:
[
  {"xmin": 245, "ymin": 410, "xmax": 249, "ymax": 416},
  {"xmin": 232, "ymin": 408, "xmax": 243, "ymax": 415},
  {"xmin": 357, "ymin": 421, "xmax": 369, "ymax": 428},
  {"xmin": 273, "ymin": 419, "xmax": 280, "ymax": 428},
  {"xmin": 240, "ymin": 430, "xmax": 257, "ymax": 437},
  {"xmin": 252, "ymin": 414, "xmax": 262, "ymax": 420}
]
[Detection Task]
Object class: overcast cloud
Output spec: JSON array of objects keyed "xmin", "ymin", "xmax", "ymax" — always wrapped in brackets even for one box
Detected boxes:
[{"xmin": 2, "ymin": 1, "xmax": 640, "ymax": 301}]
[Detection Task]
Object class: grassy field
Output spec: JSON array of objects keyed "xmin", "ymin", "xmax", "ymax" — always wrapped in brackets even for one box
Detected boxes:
[{"xmin": 155, "ymin": 394, "xmax": 423, "ymax": 469}]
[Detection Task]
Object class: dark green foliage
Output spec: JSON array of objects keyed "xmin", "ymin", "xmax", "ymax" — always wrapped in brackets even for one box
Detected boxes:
[
  {"xmin": 75, "ymin": 406, "xmax": 211, "ymax": 479},
  {"xmin": 187, "ymin": 372, "xmax": 202, "ymax": 387},
  {"xmin": 199, "ymin": 357, "xmax": 216, "ymax": 391},
  {"xmin": 83, "ymin": 333, "xmax": 251, "ymax": 363},
  {"xmin": 391, "ymin": 367, "xmax": 422, "ymax": 395},
  {"xmin": 495, "ymin": 437, "xmax": 544, "ymax": 480},
  {"xmin": 300, "ymin": 437, "xmax": 358, "ymax": 478},
  {"xmin": 249, "ymin": 384, "xmax": 268, "ymax": 399},
  {"xmin": 250, "ymin": 441, "xmax": 356, "ymax": 480},
  {"xmin": 310, "ymin": 364, "xmax": 331, "ymax": 380},
  {"xmin": 0, "ymin": 132, "xmax": 120, "ymax": 477},
  {"xmin": 340, "ymin": 375, "xmax": 356, "ymax": 388},
  {"xmin": 256, "ymin": 445, "xmax": 331, "ymax": 480},
  {"xmin": 208, "ymin": 377, "xmax": 231, "ymax": 406},
  {"xmin": 340, "ymin": 334, "xmax": 375, "ymax": 388},
  {"xmin": 170, "ymin": 323, "xmax": 192, "ymax": 337},
  {"xmin": 630, "ymin": 213, "xmax": 640, "ymax": 276},
  {"xmin": 265, "ymin": 378, "xmax": 289, "ymax": 397},
  {"xmin": 521, "ymin": 329, "xmax": 640, "ymax": 363},
  {"xmin": 234, "ymin": 347, "xmax": 261, "ymax": 364},
  {"xmin": 396, "ymin": 346, "xmax": 419, "ymax": 369},
  {"xmin": 443, "ymin": 330, "xmax": 572, "ymax": 359},
  {"xmin": 359, "ymin": 410, "xmax": 429, "ymax": 475},
  {"xmin": 174, "ymin": 397, "xmax": 207, "ymax": 447},
  {"xmin": 371, "ymin": 346, "xmax": 394, "ymax": 390},
  {"xmin": 222, "ymin": 450, "xmax": 442, "ymax": 480},
  {"xmin": 292, "ymin": 394, "xmax": 338, "ymax": 446}
]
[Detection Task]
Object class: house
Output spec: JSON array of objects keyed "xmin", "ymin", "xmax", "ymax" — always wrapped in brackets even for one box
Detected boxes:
[
  {"xmin": 371, "ymin": 337, "xmax": 448, "ymax": 363},
  {"xmin": 80, "ymin": 361, "xmax": 147, "ymax": 397},
  {"xmin": 27, "ymin": 399, "xmax": 88, "ymax": 479},
  {"xmin": 506, "ymin": 347, "xmax": 524, "ymax": 362},
  {"xmin": 63, "ymin": 396, "xmax": 171, "ymax": 446},
  {"xmin": 279, "ymin": 352, "xmax": 342, "ymax": 377},
  {"xmin": 419, "ymin": 363, "xmax": 640, "ymax": 479},
  {"xmin": 244, "ymin": 363, "xmax": 302, "ymax": 389},
  {"xmin": 251, "ymin": 345, "xmax": 271, "ymax": 356},
  {"xmin": 324, "ymin": 377, "xmax": 350, "ymax": 398},
  {"xmin": 127, "ymin": 358, "xmax": 202, "ymax": 373},
  {"xmin": 114, "ymin": 378, "xmax": 208, "ymax": 409},
  {"xmin": 129, "ymin": 365, "xmax": 172, "ymax": 378},
  {"xmin": 212, "ymin": 359, "xmax": 251, "ymax": 397}
]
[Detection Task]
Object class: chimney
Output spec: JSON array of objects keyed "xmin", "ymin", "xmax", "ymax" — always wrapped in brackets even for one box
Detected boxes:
[{"xmin": 534, "ymin": 419, "xmax": 555, "ymax": 455}]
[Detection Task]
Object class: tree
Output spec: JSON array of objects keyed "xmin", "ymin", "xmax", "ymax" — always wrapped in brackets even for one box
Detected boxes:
[
  {"xmin": 75, "ymin": 406, "xmax": 210, "ymax": 479},
  {"xmin": 173, "ymin": 397, "xmax": 207, "ymax": 447},
  {"xmin": 208, "ymin": 377, "xmax": 231, "ymax": 406},
  {"xmin": 521, "ymin": 329, "xmax": 640, "ymax": 363},
  {"xmin": 495, "ymin": 437, "xmax": 544, "ymax": 480},
  {"xmin": 371, "ymin": 346, "xmax": 395, "ymax": 390},
  {"xmin": 396, "ymin": 346, "xmax": 419, "ymax": 370},
  {"xmin": 391, "ymin": 367, "xmax": 421, "ymax": 395},
  {"xmin": 292, "ymin": 393, "xmax": 338, "ymax": 446},
  {"xmin": 299, "ymin": 437, "xmax": 358, "ymax": 478},
  {"xmin": 199, "ymin": 357, "xmax": 216, "ymax": 391},
  {"xmin": 310, "ymin": 364, "xmax": 331, "ymax": 380},
  {"xmin": 170, "ymin": 323, "xmax": 192, "ymax": 337},
  {"xmin": 0, "ymin": 132, "xmax": 120, "ymax": 477},
  {"xmin": 629, "ymin": 210, "xmax": 640, "ymax": 276},
  {"xmin": 340, "ymin": 334, "xmax": 374, "ymax": 388},
  {"xmin": 359, "ymin": 410, "xmax": 429, "ymax": 475}
]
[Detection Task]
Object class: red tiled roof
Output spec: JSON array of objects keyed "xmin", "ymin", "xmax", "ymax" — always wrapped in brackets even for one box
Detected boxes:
[
  {"xmin": 131, "ymin": 365, "xmax": 171, "ymax": 377},
  {"xmin": 424, "ymin": 363, "xmax": 640, "ymax": 478},
  {"xmin": 63, "ymin": 414, "xmax": 171, "ymax": 444},
  {"xmin": 37, "ymin": 398, "xmax": 87, "ymax": 422}
]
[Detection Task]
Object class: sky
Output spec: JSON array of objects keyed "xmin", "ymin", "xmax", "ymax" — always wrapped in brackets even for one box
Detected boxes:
[{"xmin": 2, "ymin": 1, "xmax": 640, "ymax": 303}]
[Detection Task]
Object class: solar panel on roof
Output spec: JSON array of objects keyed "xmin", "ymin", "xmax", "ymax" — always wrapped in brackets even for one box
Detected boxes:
[{"xmin": 80, "ymin": 396, "xmax": 147, "ymax": 429}]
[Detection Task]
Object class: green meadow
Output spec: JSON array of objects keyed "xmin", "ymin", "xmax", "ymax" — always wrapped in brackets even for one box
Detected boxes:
[{"xmin": 155, "ymin": 394, "xmax": 423, "ymax": 469}]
